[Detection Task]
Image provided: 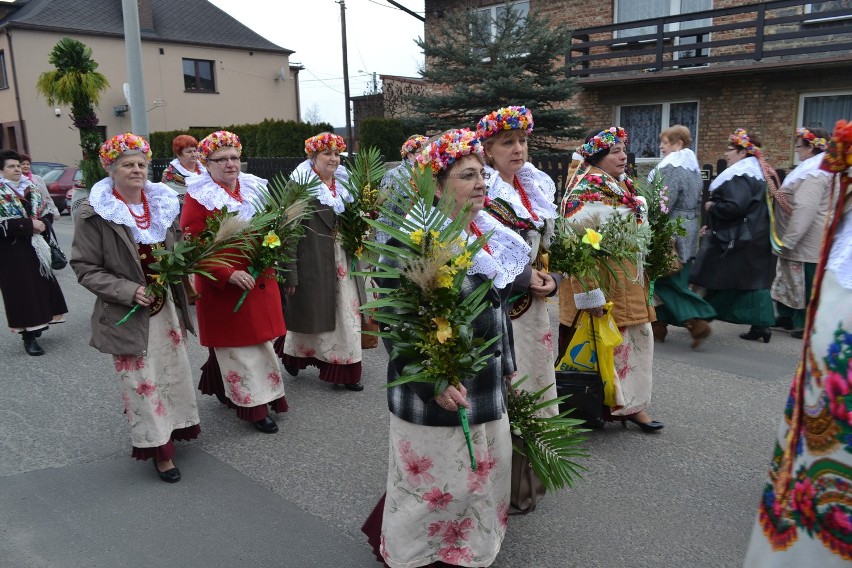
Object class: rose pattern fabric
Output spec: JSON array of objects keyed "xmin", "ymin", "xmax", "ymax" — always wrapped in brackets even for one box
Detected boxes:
[
  {"xmin": 609, "ymin": 323, "xmax": 654, "ymax": 417},
  {"xmin": 213, "ymin": 342, "xmax": 286, "ymax": 407},
  {"xmin": 511, "ymin": 298, "xmax": 559, "ymax": 417},
  {"xmin": 380, "ymin": 413, "xmax": 511, "ymax": 568}
]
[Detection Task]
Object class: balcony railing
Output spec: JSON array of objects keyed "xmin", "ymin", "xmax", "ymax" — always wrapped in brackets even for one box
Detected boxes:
[{"xmin": 567, "ymin": 0, "xmax": 852, "ymax": 79}]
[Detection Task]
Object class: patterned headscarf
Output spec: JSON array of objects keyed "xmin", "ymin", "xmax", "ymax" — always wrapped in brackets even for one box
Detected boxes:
[
  {"xmin": 416, "ymin": 129, "xmax": 483, "ymax": 174},
  {"xmin": 198, "ymin": 130, "xmax": 242, "ymax": 165},
  {"xmin": 304, "ymin": 132, "xmax": 346, "ymax": 155},
  {"xmin": 476, "ymin": 106, "xmax": 534, "ymax": 139},
  {"xmin": 99, "ymin": 133, "xmax": 152, "ymax": 170}
]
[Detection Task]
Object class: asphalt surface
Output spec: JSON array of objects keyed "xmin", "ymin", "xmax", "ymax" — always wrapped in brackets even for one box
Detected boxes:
[{"xmin": 1, "ymin": 214, "xmax": 801, "ymax": 568}]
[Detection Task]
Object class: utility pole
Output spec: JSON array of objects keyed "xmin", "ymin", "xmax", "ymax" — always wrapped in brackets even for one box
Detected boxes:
[
  {"xmin": 121, "ymin": 0, "xmax": 149, "ymax": 138},
  {"xmin": 372, "ymin": 72, "xmax": 378, "ymax": 94},
  {"xmin": 338, "ymin": 0, "xmax": 353, "ymax": 152}
]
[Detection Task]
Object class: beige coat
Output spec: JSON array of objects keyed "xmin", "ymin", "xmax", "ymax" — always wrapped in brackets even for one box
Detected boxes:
[
  {"xmin": 71, "ymin": 204, "xmax": 194, "ymax": 356},
  {"xmin": 559, "ymin": 262, "xmax": 655, "ymax": 328},
  {"xmin": 777, "ymin": 173, "xmax": 833, "ymax": 263}
]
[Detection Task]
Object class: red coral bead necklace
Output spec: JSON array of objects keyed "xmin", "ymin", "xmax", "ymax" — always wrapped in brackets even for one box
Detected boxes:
[
  {"xmin": 214, "ymin": 178, "xmax": 242, "ymax": 203},
  {"xmin": 513, "ymin": 175, "xmax": 539, "ymax": 222},
  {"xmin": 468, "ymin": 221, "xmax": 492, "ymax": 255},
  {"xmin": 112, "ymin": 189, "xmax": 152, "ymax": 230}
]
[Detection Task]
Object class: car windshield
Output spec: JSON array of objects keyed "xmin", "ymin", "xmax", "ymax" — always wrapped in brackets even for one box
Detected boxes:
[{"xmin": 41, "ymin": 168, "xmax": 67, "ymax": 182}]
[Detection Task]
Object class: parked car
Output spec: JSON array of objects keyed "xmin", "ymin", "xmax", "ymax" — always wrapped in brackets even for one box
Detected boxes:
[
  {"xmin": 43, "ymin": 166, "xmax": 84, "ymax": 214},
  {"xmin": 30, "ymin": 161, "xmax": 67, "ymax": 178}
]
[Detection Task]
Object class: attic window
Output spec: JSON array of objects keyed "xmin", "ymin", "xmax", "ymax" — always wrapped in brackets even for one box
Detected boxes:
[{"xmin": 183, "ymin": 58, "xmax": 216, "ymax": 93}]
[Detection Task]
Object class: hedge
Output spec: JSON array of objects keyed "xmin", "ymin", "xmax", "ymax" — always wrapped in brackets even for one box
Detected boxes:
[
  {"xmin": 149, "ymin": 119, "xmax": 335, "ymax": 159},
  {"xmin": 360, "ymin": 117, "xmax": 427, "ymax": 160}
]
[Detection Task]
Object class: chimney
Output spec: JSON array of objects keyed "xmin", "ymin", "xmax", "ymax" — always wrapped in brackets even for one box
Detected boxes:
[{"xmin": 137, "ymin": 0, "xmax": 154, "ymax": 31}]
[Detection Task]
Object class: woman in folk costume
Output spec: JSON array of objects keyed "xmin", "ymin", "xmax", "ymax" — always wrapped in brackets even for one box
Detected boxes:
[
  {"xmin": 160, "ymin": 134, "xmax": 206, "ymax": 197},
  {"xmin": 743, "ymin": 121, "xmax": 852, "ymax": 568},
  {"xmin": 770, "ymin": 127, "xmax": 833, "ymax": 339},
  {"xmin": 558, "ymin": 127, "xmax": 664, "ymax": 432},
  {"xmin": 690, "ymin": 129, "xmax": 778, "ymax": 344},
  {"xmin": 279, "ymin": 133, "xmax": 368, "ymax": 391},
  {"xmin": 376, "ymin": 134, "xmax": 429, "ymax": 245},
  {"xmin": 648, "ymin": 125, "xmax": 716, "ymax": 348},
  {"xmin": 180, "ymin": 130, "xmax": 288, "ymax": 435},
  {"xmin": 477, "ymin": 106, "xmax": 561, "ymax": 416},
  {"xmin": 362, "ymin": 128, "xmax": 530, "ymax": 568},
  {"xmin": 71, "ymin": 134, "xmax": 198, "ymax": 482},
  {"xmin": 0, "ymin": 149, "xmax": 68, "ymax": 356}
]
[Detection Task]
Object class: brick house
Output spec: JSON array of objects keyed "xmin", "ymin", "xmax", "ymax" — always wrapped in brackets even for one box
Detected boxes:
[
  {"xmin": 0, "ymin": 0, "xmax": 301, "ymax": 166},
  {"xmin": 424, "ymin": 0, "xmax": 852, "ymax": 173}
]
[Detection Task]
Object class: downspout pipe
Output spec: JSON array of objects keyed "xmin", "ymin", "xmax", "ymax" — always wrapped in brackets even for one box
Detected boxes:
[{"xmin": 5, "ymin": 27, "xmax": 30, "ymax": 153}]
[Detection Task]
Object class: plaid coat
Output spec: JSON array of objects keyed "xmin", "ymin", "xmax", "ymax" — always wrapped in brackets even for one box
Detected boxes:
[{"xmin": 378, "ymin": 261, "xmax": 516, "ymax": 427}]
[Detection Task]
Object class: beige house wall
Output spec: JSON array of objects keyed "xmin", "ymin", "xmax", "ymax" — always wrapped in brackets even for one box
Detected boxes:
[{"xmin": 1, "ymin": 29, "xmax": 298, "ymax": 165}]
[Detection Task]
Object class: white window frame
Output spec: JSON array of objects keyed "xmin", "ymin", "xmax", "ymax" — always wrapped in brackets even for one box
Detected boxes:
[
  {"xmin": 795, "ymin": 89, "xmax": 852, "ymax": 163},
  {"xmin": 473, "ymin": 1, "xmax": 529, "ymax": 43},
  {"xmin": 804, "ymin": 2, "xmax": 852, "ymax": 24},
  {"xmin": 613, "ymin": 0, "xmax": 711, "ymax": 46},
  {"xmin": 616, "ymin": 100, "xmax": 700, "ymax": 164}
]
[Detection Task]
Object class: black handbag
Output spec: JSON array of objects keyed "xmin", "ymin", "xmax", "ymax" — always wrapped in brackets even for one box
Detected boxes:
[
  {"xmin": 47, "ymin": 225, "xmax": 67, "ymax": 270},
  {"xmin": 555, "ymin": 311, "xmax": 606, "ymax": 429}
]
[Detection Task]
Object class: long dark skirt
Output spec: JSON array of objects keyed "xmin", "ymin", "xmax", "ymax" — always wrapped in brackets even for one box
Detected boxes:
[{"xmin": 654, "ymin": 264, "xmax": 717, "ymax": 326}]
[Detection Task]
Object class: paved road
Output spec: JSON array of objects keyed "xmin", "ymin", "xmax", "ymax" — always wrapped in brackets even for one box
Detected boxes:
[{"xmin": 1, "ymin": 215, "xmax": 800, "ymax": 568}]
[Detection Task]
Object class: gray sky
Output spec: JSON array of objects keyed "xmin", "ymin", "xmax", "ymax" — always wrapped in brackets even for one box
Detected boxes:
[{"xmin": 209, "ymin": 0, "xmax": 425, "ymax": 127}]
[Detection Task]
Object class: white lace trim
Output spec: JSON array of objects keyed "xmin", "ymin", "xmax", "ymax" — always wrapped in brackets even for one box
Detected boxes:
[
  {"xmin": 185, "ymin": 171, "xmax": 268, "ymax": 221},
  {"xmin": 465, "ymin": 210, "xmax": 531, "ymax": 289},
  {"xmin": 648, "ymin": 148, "xmax": 701, "ymax": 182},
  {"xmin": 169, "ymin": 158, "xmax": 206, "ymax": 178},
  {"xmin": 89, "ymin": 178, "xmax": 179, "ymax": 244},
  {"xmin": 708, "ymin": 156, "xmax": 765, "ymax": 192},
  {"xmin": 828, "ymin": 211, "xmax": 852, "ymax": 290},
  {"xmin": 486, "ymin": 163, "xmax": 557, "ymax": 228},
  {"xmin": 292, "ymin": 159, "xmax": 352, "ymax": 214},
  {"xmin": 781, "ymin": 153, "xmax": 831, "ymax": 189}
]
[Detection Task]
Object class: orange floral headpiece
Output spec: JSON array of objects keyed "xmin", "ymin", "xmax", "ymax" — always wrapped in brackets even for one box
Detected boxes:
[
  {"xmin": 416, "ymin": 129, "xmax": 483, "ymax": 174},
  {"xmin": 305, "ymin": 132, "xmax": 346, "ymax": 155},
  {"xmin": 198, "ymin": 131, "xmax": 242, "ymax": 165},
  {"xmin": 820, "ymin": 120, "xmax": 852, "ymax": 173},
  {"xmin": 729, "ymin": 128, "xmax": 760, "ymax": 157},
  {"xmin": 99, "ymin": 133, "xmax": 152, "ymax": 170},
  {"xmin": 796, "ymin": 127, "xmax": 828, "ymax": 151}
]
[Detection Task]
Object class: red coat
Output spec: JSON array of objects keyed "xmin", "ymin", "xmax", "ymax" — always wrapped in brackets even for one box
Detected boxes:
[{"xmin": 180, "ymin": 195, "xmax": 285, "ymax": 347}]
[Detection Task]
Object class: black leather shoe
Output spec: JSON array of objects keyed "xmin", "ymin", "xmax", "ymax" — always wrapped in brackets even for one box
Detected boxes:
[
  {"xmin": 284, "ymin": 363, "xmax": 299, "ymax": 377},
  {"xmin": 253, "ymin": 416, "xmax": 279, "ymax": 434},
  {"xmin": 623, "ymin": 417, "xmax": 665, "ymax": 432},
  {"xmin": 345, "ymin": 382, "xmax": 364, "ymax": 392},
  {"xmin": 790, "ymin": 329, "xmax": 805, "ymax": 339},
  {"xmin": 22, "ymin": 333, "xmax": 45, "ymax": 356},
  {"xmin": 739, "ymin": 326, "xmax": 772, "ymax": 343},
  {"xmin": 153, "ymin": 461, "xmax": 181, "ymax": 483},
  {"xmin": 773, "ymin": 317, "xmax": 793, "ymax": 330}
]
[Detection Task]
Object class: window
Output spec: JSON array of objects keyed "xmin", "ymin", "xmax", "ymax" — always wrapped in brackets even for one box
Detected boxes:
[
  {"xmin": 0, "ymin": 50, "xmax": 8, "ymax": 89},
  {"xmin": 182, "ymin": 58, "xmax": 215, "ymax": 93},
  {"xmin": 617, "ymin": 101, "xmax": 699, "ymax": 160},
  {"xmin": 798, "ymin": 91, "xmax": 852, "ymax": 131},
  {"xmin": 805, "ymin": 1, "xmax": 852, "ymax": 23},
  {"xmin": 614, "ymin": 0, "xmax": 711, "ymax": 61},
  {"xmin": 471, "ymin": 1, "xmax": 529, "ymax": 43}
]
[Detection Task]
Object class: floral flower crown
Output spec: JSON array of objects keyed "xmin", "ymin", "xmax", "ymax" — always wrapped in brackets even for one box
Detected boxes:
[
  {"xmin": 796, "ymin": 127, "xmax": 828, "ymax": 151},
  {"xmin": 416, "ymin": 129, "xmax": 483, "ymax": 174},
  {"xmin": 476, "ymin": 106, "xmax": 534, "ymax": 139},
  {"xmin": 304, "ymin": 132, "xmax": 346, "ymax": 155},
  {"xmin": 99, "ymin": 133, "xmax": 152, "ymax": 170},
  {"xmin": 198, "ymin": 130, "xmax": 242, "ymax": 165},
  {"xmin": 577, "ymin": 127, "xmax": 628, "ymax": 159},
  {"xmin": 819, "ymin": 120, "xmax": 852, "ymax": 173},
  {"xmin": 400, "ymin": 135, "xmax": 429, "ymax": 158},
  {"xmin": 729, "ymin": 128, "xmax": 760, "ymax": 157}
]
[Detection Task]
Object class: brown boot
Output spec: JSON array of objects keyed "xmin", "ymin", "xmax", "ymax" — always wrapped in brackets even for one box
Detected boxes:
[
  {"xmin": 685, "ymin": 319, "xmax": 711, "ymax": 349},
  {"xmin": 651, "ymin": 321, "xmax": 668, "ymax": 343}
]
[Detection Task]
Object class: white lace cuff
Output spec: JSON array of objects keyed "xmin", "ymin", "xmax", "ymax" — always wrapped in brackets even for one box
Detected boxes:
[{"xmin": 574, "ymin": 288, "xmax": 606, "ymax": 309}]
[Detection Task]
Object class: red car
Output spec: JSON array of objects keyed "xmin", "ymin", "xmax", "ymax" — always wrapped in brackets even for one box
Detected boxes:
[{"xmin": 43, "ymin": 167, "xmax": 84, "ymax": 213}]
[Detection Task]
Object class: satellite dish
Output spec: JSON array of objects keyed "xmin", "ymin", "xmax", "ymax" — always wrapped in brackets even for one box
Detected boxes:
[
  {"xmin": 276, "ymin": 66, "xmax": 288, "ymax": 81},
  {"xmin": 123, "ymin": 83, "xmax": 131, "ymax": 106}
]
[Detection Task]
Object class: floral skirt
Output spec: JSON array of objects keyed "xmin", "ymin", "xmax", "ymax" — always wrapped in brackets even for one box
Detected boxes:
[
  {"xmin": 112, "ymin": 300, "xmax": 199, "ymax": 448},
  {"xmin": 744, "ymin": 269, "xmax": 852, "ymax": 566},
  {"xmin": 511, "ymin": 295, "xmax": 558, "ymax": 417},
  {"xmin": 771, "ymin": 258, "xmax": 807, "ymax": 310},
  {"xmin": 214, "ymin": 342, "xmax": 285, "ymax": 407},
  {"xmin": 281, "ymin": 241, "xmax": 362, "ymax": 378},
  {"xmin": 380, "ymin": 413, "xmax": 511, "ymax": 568},
  {"xmin": 610, "ymin": 323, "xmax": 654, "ymax": 417}
]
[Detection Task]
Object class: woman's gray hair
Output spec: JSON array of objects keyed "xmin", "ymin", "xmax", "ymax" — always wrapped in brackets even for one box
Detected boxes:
[{"xmin": 108, "ymin": 150, "xmax": 148, "ymax": 175}]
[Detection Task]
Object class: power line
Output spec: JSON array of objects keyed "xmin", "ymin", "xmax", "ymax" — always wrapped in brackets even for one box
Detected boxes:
[{"xmin": 304, "ymin": 69, "xmax": 345, "ymax": 94}]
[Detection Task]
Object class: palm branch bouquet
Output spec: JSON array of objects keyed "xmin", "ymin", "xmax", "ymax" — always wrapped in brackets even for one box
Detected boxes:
[
  {"xmin": 359, "ymin": 167, "xmax": 496, "ymax": 472},
  {"xmin": 507, "ymin": 376, "xmax": 589, "ymax": 490},
  {"xmin": 337, "ymin": 146, "xmax": 386, "ymax": 262},
  {"xmin": 115, "ymin": 208, "xmax": 267, "ymax": 325},
  {"xmin": 232, "ymin": 173, "xmax": 317, "ymax": 312},
  {"xmin": 633, "ymin": 171, "xmax": 686, "ymax": 282}
]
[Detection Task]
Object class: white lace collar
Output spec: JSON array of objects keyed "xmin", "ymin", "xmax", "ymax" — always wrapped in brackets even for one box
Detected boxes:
[
  {"xmin": 781, "ymin": 153, "xmax": 830, "ymax": 189},
  {"xmin": 649, "ymin": 148, "xmax": 701, "ymax": 182},
  {"xmin": 169, "ymin": 158, "xmax": 205, "ymax": 178},
  {"xmin": 486, "ymin": 163, "xmax": 557, "ymax": 228},
  {"xmin": 464, "ymin": 210, "xmax": 531, "ymax": 289},
  {"xmin": 185, "ymin": 171, "xmax": 268, "ymax": 221},
  {"xmin": 89, "ymin": 177, "xmax": 180, "ymax": 244},
  {"xmin": 709, "ymin": 156, "xmax": 765, "ymax": 192},
  {"xmin": 293, "ymin": 159, "xmax": 352, "ymax": 214}
]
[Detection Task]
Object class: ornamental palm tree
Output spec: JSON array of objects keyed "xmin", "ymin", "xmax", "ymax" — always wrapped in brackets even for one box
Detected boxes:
[{"xmin": 36, "ymin": 37, "xmax": 110, "ymax": 189}]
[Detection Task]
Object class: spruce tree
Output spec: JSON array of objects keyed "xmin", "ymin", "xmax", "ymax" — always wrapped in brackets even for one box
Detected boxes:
[{"xmin": 409, "ymin": 4, "xmax": 584, "ymax": 150}]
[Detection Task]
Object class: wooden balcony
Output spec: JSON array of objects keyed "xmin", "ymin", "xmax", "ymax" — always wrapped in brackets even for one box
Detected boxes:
[{"xmin": 567, "ymin": 0, "xmax": 852, "ymax": 83}]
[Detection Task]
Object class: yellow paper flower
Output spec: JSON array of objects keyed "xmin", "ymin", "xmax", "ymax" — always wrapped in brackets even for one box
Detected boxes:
[
  {"xmin": 263, "ymin": 231, "xmax": 281, "ymax": 248},
  {"xmin": 410, "ymin": 229, "xmax": 425, "ymax": 246},
  {"xmin": 433, "ymin": 317, "xmax": 453, "ymax": 344},
  {"xmin": 436, "ymin": 265, "xmax": 456, "ymax": 288},
  {"xmin": 582, "ymin": 228, "xmax": 602, "ymax": 250},
  {"xmin": 452, "ymin": 251, "xmax": 473, "ymax": 270}
]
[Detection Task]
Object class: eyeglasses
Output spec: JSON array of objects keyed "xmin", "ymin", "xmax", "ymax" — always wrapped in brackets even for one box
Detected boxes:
[
  {"xmin": 208, "ymin": 156, "xmax": 241, "ymax": 164},
  {"xmin": 447, "ymin": 170, "xmax": 490, "ymax": 182},
  {"xmin": 794, "ymin": 145, "xmax": 808, "ymax": 149}
]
